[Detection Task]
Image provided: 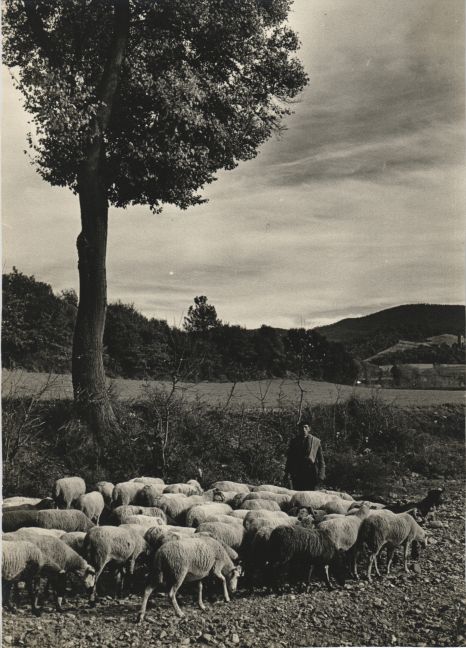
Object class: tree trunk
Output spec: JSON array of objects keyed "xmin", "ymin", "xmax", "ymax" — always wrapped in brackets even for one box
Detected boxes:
[{"xmin": 72, "ymin": 166, "xmax": 118, "ymax": 437}]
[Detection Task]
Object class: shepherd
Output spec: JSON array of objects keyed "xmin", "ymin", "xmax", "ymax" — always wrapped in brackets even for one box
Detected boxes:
[{"xmin": 284, "ymin": 421, "xmax": 326, "ymax": 491}]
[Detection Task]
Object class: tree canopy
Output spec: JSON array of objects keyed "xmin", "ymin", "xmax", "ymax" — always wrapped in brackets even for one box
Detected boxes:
[{"xmin": 4, "ymin": 0, "xmax": 308, "ymax": 211}]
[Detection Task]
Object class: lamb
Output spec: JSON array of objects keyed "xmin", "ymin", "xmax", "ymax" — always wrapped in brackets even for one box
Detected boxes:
[
  {"xmin": 137, "ymin": 535, "xmax": 242, "ymax": 621},
  {"xmin": 239, "ymin": 499, "xmax": 281, "ymax": 512},
  {"xmin": 211, "ymin": 481, "xmax": 251, "ymax": 494},
  {"xmin": 267, "ymin": 525, "xmax": 346, "ymax": 589},
  {"xmin": 53, "ymin": 477, "xmax": 86, "ymax": 509},
  {"xmin": 77, "ymin": 492, "xmax": 105, "ymax": 524},
  {"xmin": 2, "ymin": 540, "xmax": 64, "ymax": 615},
  {"xmin": 3, "ymin": 509, "xmax": 95, "ymax": 533},
  {"xmin": 95, "ymin": 481, "xmax": 114, "ymax": 508},
  {"xmin": 5, "ymin": 530, "xmax": 96, "ymax": 611},
  {"xmin": 356, "ymin": 511, "xmax": 428, "ymax": 582},
  {"xmin": 111, "ymin": 481, "xmax": 146, "ymax": 507},
  {"xmin": 195, "ymin": 522, "xmax": 245, "ymax": 551},
  {"xmin": 185, "ymin": 503, "xmax": 233, "ymax": 528},
  {"xmin": 84, "ymin": 526, "xmax": 148, "ymax": 606}
]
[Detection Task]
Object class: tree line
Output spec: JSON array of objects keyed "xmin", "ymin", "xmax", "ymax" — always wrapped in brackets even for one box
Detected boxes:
[{"xmin": 2, "ymin": 269, "xmax": 358, "ymax": 385}]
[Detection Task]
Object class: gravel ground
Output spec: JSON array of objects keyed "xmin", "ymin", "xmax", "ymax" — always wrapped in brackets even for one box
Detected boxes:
[{"xmin": 3, "ymin": 479, "xmax": 465, "ymax": 648}]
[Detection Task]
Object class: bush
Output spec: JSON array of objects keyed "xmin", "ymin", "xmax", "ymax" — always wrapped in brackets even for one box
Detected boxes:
[{"xmin": 2, "ymin": 389, "xmax": 464, "ymax": 498}]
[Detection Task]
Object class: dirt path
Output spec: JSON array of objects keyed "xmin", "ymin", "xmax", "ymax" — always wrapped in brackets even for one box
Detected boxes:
[{"xmin": 3, "ymin": 479, "xmax": 465, "ymax": 648}]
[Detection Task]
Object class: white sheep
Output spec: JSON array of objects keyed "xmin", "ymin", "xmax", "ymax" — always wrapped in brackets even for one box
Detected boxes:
[
  {"xmin": 318, "ymin": 489, "xmax": 354, "ymax": 502},
  {"xmin": 121, "ymin": 515, "xmax": 166, "ymax": 529},
  {"xmin": 239, "ymin": 499, "xmax": 281, "ymax": 512},
  {"xmin": 10, "ymin": 527, "xmax": 66, "ymax": 538},
  {"xmin": 211, "ymin": 481, "xmax": 251, "ymax": 493},
  {"xmin": 2, "ymin": 540, "xmax": 64, "ymax": 615},
  {"xmin": 252, "ymin": 484, "xmax": 296, "ymax": 495},
  {"xmin": 2, "ymin": 497, "xmax": 55, "ymax": 511},
  {"xmin": 95, "ymin": 481, "xmax": 114, "ymax": 508},
  {"xmin": 138, "ymin": 535, "xmax": 242, "ymax": 620},
  {"xmin": 289, "ymin": 490, "xmax": 339, "ymax": 510},
  {"xmin": 357, "ymin": 511, "xmax": 427, "ymax": 582},
  {"xmin": 3, "ymin": 509, "xmax": 95, "ymax": 533},
  {"xmin": 131, "ymin": 477, "xmax": 165, "ymax": 485},
  {"xmin": 202, "ymin": 514, "xmax": 244, "ymax": 527},
  {"xmin": 135, "ymin": 484, "xmax": 166, "ymax": 506},
  {"xmin": 53, "ymin": 477, "xmax": 86, "ymax": 509},
  {"xmin": 111, "ymin": 481, "xmax": 146, "ymax": 507},
  {"xmin": 60, "ymin": 531, "xmax": 87, "ymax": 556},
  {"xmin": 112, "ymin": 505, "xmax": 167, "ymax": 525},
  {"xmin": 84, "ymin": 525, "xmax": 148, "ymax": 606},
  {"xmin": 185, "ymin": 503, "xmax": 233, "ymax": 528},
  {"xmin": 77, "ymin": 492, "xmax": 105, "ymax": 524},
  {"xmin": 195, "ymin": 521, "xmax": 245, "ymax": 551},
  {"xmin": 318, "ymin": 504, "xmax": 371, "ymax": 577},
  {"xmin": 163, "ymin": 483, "xmax": 200, "ymax": 496},
  {"xmin": 241, "ymin": 491, "xmax": 292, "ymax": 510},
  {"xmin": 5, "ymin": 530, "xmax": 96, "ymax": 611}
]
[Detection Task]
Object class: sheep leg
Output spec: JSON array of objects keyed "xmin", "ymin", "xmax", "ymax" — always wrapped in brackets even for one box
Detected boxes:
[
  {"xmin": 305, "ymin": 564, "xmax": 315, "ymax": 592},
  {"xmin": 2, "ymin": 582, "xmax": 15, "ymax": 612},
  {"xmin": 26, "ymin": 578, "xmax": 41, "ymax": 616},
  {"xmin": 367, "ymin": 554, "xmax": 375, "ymax": 582},
  {"xmin": 168, "ymin": 569, "xmax": 188, "ymax": 618},
  {"xmin": 403, "ymin": 542, "xmax": 411, "ymax": 573},
  {"xmin": 323, "ymin": 564, "xmax": 333, "ymax": 591},
  {"xmin": 213, "ymin": 569, "xmax": 230, "ymax": 603},
  {"xmin": 386, "ymin": 546, "xmax": 396, "ymax": 575},
  {"xmin": 89, "ymin": 564, "xmax": 106, "ymax": 607},
  {"xmin": 137, "ymin": 583, "xmax": 156, "ymax": 623},
  {"xmin": 198, "ymin": 580, "xmax": 206, "ymax": 611},
  {"xmin": 352, "ymin": 548, "xmax": 360, "ymax": 580}
]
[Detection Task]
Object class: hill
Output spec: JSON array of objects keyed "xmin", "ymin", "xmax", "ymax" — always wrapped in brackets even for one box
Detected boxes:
[{"xmin": 316, "ymin": 304, "xmax": 465, "ymax": 359}]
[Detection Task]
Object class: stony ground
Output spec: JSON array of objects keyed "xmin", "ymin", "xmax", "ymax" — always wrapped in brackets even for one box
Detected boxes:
[{"xmin": 3, "ymin": 478, "xmax": 465, "ymax": 648}]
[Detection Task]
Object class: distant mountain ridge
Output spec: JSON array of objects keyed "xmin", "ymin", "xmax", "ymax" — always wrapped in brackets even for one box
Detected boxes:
[{"xmin": 316, "ymin": 304, "xmax": 465, "ymax": 360}]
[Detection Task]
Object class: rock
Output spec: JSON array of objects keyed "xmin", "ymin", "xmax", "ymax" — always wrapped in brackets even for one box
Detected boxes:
[
  {"xmin": 4, "ymin": 637, "xmax": 13, "ymax": 645},
  {"xmin": 160, "ymin": 631, "xmax": 167, "ymax": 639},
  {"xmin": 429, "ymin": 521, "xmax": 444, "ymax": 529},
  {"xmin": 231, "ymin": 635, "xmax": 240, "ymax": 645},
  {"xmin": 200, "ymin": 634, "xmax": 215, "ymax": 644},
  {"xmin": 180, "ymin": 640, "xmax": 190, "ymax": 646},
  {"xmin": 373, "ymin": 598, "xmax": 383, "ymax": 608},
  {"xmin": 412, "ymin": 564, "xmax": 422, "ymax": 574}
]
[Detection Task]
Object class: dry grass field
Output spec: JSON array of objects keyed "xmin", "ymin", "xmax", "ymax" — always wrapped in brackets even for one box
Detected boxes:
[{"xmin": 3, "ymin": 369, "xmax": 464, "ymax": 408}]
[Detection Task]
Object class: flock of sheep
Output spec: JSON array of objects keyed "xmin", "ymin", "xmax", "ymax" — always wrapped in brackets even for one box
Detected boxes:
[{"xmin": 2, "ymin": 475, "xmax": 442, "ymax": 622}]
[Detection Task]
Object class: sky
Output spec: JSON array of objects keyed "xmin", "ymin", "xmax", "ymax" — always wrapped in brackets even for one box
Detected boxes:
[{"xmin": 2, "ymin": 0, "xmax": 465, "ymax": 329}]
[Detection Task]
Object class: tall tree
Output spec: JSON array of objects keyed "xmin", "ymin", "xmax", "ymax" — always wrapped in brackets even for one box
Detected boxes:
[
  {"xmin": 183, "ymin": 296, "xmax": 222, "ymax": 333},
  {"xmin": 3, "ymin": 0, "xmax": 308, "ymax": 435}
]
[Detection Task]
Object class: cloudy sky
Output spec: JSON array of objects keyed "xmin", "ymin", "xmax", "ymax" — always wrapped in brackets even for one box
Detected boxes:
[{"xmin": 2, "ymin": 0, "xmax": 464, "ymax": 329}]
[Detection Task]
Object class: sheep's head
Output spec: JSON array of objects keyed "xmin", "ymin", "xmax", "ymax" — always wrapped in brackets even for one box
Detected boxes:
[
  {"xmin": 426, "ymin": 488, "xmax": 443, "ymax": 509},
  {"xmin": 83, "ymin": 565, "xmax": 96, "ymax": 589},
  {"xmin": 212, "ymin": 489, "xmax": 226, "ymax": 503},
  {"xmin": 227, "ymin": 565, "xmax": 243, "ymax": 593}
]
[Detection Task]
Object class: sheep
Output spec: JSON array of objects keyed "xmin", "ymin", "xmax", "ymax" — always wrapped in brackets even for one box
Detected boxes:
[
  {"xmin": 60, "ymin": 532, "xmax": 87, "ymax": 556},
  {"xmin": 2, "ymin": 497, "xmax": 55, "ymax": 511},
  {"xmin": 356, "ymin": 512, "xmax": 427, "ymax": 582},
  {"xmin": 320, "ymin": 498, "xmax": 355, "ymax": 515},
  {"xmin": 195, "ymin": 522, "xmax": 244, "ymax": 551},
  {"xmin": 131, "ymin": 477, "xmax": 165, "ymax": 486},
  {"xmin": 3, "ymin": 509, "xmax": 95, "ymax": 533},
  {"xmin": 77, "ymin": 492, "xmax": 105, "ymax": 524},
  {"xmin": 290, "ymin": 490, "xmax": 344, "ymax": 510},
  {"xmin": 135, "ymin": 484, "xmax": 166, "ymax": 506},
  {"xmin": 8, "ymin": 527, "xmax": 66, "ymax": 538},
  {"xmin": 121, "ymin": 515, "xmax": 166, "ymax": 529},
  {"xmin": 318, "ymin": 504, "xmax": 371, "ymax": 577},
  {"xmin": 2, "ymin": 540, "xmax": 64, "ymax": 615},
  {"xmin": 5, "ymin": 530, "xmax": 96, "ymax": 611},
  {"xmin": 53, "ymin": 477, "xmax": 86, "ymax": 509},
  {"xmin": 84, "ymin": 526, "xmax": 147, "ymax": 606},
  {"xmin": 187, "ymin": 479, "xmax": 203, "ymax": 493},
  {"xmin": 202, "ymin": 514, "xmax": 244, "ymax": 527},
  {"xmin": 163, "ymin": 483, "xmax": 200, "ymax": 496},
  {"xmin": 228, "ymin": 510, "xmax": 250, "ymax": 520},
  {"xmin": 95, "ymin": 481, "xmax": 114, "ymax": 508},
  {"xmin": 144, "ymin": 526, "xmax": 196, "ymax": 550},
  {"xmin": 239, "ymin": 499, "xmax": 281, "ymax": 512},
  {"xmin": 111, "ymin": 481, "xmax": 146, "ymax": 508},
  {"xmin": 241, "ymin": 491, "xmax": 292, "ymax": 510},
  {"xmin": 211, "ymin": 481, "xmax": 251, "ymax": 494},
  {"xmin": 252, "ymin": 484, "xmax": 296, "ymax": 495},
  {"xmin": 318, "ymin": 489, "xmax": 354, "ymax": 502},
  {"xmin": 137, "ymin": 535, "xmax": 242, "ymax": 621},
  {"xmin": 243, "ymin": 509, "xmax": 289, "ymax": 529},
  {"xmin": 155, "ymin": 494, "xmax": 222, "ymax": 525},
  {"xmin": 111, "ymin": 505, "xmax": 167, "ymax": 525},
  {"xmin": 185, "ymin": 503, "xmax": 233, "ymax": 528},
  {"xmin": 267, "ymin": 525, "xmax": 346, "ymax": 590}
]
